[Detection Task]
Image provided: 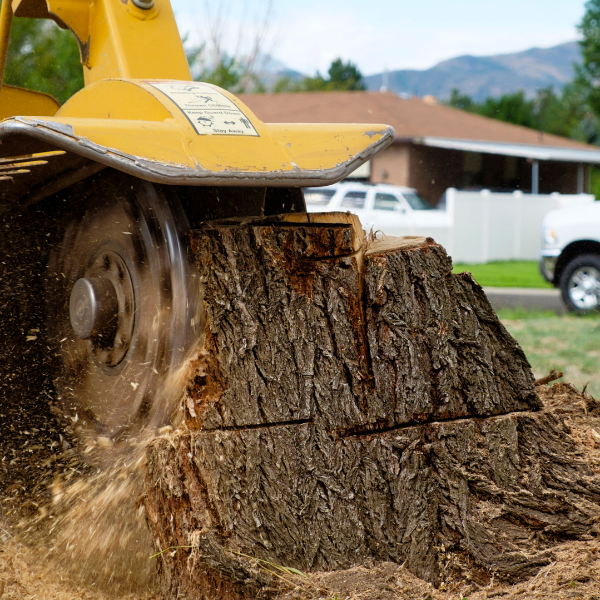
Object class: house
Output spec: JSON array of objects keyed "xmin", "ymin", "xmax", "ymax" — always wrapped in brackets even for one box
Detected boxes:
[{"xmin": 238, "ymin": 91, "xmax": 600, "ymax": 205}]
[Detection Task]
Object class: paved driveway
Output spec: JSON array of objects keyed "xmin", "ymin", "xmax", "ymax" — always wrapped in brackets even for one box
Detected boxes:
[{"xmin": 483, "ymin": 287, "xmax": 564, "ymax": 314}]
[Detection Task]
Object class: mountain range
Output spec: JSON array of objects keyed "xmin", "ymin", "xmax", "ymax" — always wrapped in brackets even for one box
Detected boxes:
[
  {"xmin": 255, "ymin": 55, "xmax": 304, "ymax": 89},
  {"xmin": 362, "ymin": 42, "xmax": 581, "ymax": 101}
]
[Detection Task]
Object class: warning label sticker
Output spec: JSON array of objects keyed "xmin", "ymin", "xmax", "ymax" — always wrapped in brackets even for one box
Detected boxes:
[{"xmin": 147, "ymin": 81, "xmax": 260, "ymax": 137}]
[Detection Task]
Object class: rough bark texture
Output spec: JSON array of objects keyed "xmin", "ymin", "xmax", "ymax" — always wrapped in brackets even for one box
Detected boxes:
[
  {"xmin": 364, "ymin": 245, "xmax": 539, "ymax": 425},
  {"xmin": 182, "ymin": 224, "xmax": 538, "ymax": 433},
  {"xmin": 144, "ymin": 222, "xmax": 599, "ymax": 600}
]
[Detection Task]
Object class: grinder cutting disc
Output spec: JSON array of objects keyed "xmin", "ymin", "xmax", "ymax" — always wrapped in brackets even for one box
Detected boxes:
[{"xmin": 47, "ymin": 170, "xmax": 201, "ymax": 440}]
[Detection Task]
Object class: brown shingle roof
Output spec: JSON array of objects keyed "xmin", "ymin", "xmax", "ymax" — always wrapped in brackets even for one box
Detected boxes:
[{"xmin": 238, "ymin": 91, "xmax": 596, "ymax": 152}]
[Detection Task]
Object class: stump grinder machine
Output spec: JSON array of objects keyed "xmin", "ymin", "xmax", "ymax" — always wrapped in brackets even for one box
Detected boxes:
[{"xmin": 0, "ymin": 0, "xmax": 393, "ymax": 440}]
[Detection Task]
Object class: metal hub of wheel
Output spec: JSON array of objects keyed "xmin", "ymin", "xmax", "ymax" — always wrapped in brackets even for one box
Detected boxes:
[
  {"xmin": 568, "ymin": 266, "xmax": 600, "ymax": 310},
  {"xmin": 47, "ymin": 171, "xmax": 201, "ymax": 439},
  {"xmin": 69, "ymin": 248, "xmax": 135, "ymax": 367}
]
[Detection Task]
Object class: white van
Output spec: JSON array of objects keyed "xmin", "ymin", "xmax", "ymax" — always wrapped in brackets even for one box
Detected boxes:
[{"xmin": 303, "ymin": 182, "xmax": 451, "ymax": 237}]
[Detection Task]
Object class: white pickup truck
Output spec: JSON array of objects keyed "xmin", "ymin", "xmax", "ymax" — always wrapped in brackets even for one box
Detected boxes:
[
  {"xmin": 540, "ymin": 202, "xmax": 600, "ymax": 312},
  {"xmin": 303, "ymin": 182, "xmax": 450, "ymax": 237}
]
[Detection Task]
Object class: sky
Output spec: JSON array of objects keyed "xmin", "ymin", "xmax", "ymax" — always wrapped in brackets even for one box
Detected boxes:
[{"xmin": 171, "ymin": 0, "xmax": 587, "ymax": 77}]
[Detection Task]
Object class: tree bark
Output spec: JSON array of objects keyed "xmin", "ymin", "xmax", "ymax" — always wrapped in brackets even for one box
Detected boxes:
[{"xmin": 144, "ymin": 219, "xmax": 600, "ymax": 599}]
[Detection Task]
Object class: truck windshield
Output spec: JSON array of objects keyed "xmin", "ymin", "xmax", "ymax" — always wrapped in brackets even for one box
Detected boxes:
[
  {"xmin": 341, "ymin": 191, "xmax": 367, "ymax": 209},
  {"xmin": 304, "ymin": 189, "xmax": 335, "ymax": 206},
  {"xmin": 374, "ymin": 193, "xmax": 402, "ymax": 211},
  {"xmin": 403, "ymin": 192, "xmax": 432, "ymax": 210}
]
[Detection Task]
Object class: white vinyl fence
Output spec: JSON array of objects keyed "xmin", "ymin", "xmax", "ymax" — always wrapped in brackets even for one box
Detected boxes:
[{"xmin": 414, "ymin": 189, "xmax": 595, "ymax": 264}]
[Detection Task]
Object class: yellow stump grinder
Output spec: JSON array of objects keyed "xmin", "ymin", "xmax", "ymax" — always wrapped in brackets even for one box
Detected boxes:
[
  {"xmin": 0, "ymin": 0, "xmax": 393, "ymax": 440},
  {"xmin": 6, "ymin": 5, "xmax": 596, "ymax": 595}
]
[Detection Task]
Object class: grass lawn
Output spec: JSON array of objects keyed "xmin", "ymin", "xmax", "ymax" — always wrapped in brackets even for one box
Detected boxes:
[
  {"xmin": 497, "ymin": 308, "xmax": 600, "ymax": 398},
  {"xmin": 453, "ymin": 260, "xmax": 553, "ymax": 288}
]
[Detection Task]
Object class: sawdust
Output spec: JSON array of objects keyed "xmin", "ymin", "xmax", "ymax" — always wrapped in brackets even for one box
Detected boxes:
[
  {"xmin": 0, "ymin": 344, "xmax": 203, "ymax": 599},
  {"xmin": 2, "ymin": 380, "xmax": 600, "ymax": 599},
  {"xmin": 275, "ymin": 539, "xmax": 600, "ymax": 600},
  {"xmin": 0, "ymin": 440, "xmax": 159, "ymax": 599},
  {"xmin": 0, "ymin": 536, "xmax": 119, "ymax": 600}
]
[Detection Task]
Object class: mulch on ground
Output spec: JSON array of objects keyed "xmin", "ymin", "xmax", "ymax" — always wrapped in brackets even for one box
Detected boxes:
[{"xmin": 1, "ymin": 381, "xmax": 599, "ymax": 599}]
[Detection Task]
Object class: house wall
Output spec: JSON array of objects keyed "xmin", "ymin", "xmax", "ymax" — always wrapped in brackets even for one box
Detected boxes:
[{"xmin": 370, "ymin": 145, "xmax": 410, "ymax": 186}]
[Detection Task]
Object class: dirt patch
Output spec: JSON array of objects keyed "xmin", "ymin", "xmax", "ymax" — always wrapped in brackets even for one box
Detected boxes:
[
  {"xmin": 2, "ymin": 381, "xmax": 600, "ymax": 599},
  {"xmin": 273, "ymin": 538, "xmax": 600, "ymax": 600},
  {"xmin": 275, "ymin": 540, "xmax": 600, "ymax": 599},
  {"xmin": 277, "ymin": 561, "xmax": 445, "ymax": 600}
]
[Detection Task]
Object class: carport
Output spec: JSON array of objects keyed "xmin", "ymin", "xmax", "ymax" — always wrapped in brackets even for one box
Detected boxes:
[{"xmin": 418, "ymin": 136, "xmax": 600, "ymax": 195}]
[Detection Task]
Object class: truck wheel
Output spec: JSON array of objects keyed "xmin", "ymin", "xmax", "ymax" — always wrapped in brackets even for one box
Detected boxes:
[{"xmin": 560, "ymin": 254, "xmax": 600, "ymax": 313}]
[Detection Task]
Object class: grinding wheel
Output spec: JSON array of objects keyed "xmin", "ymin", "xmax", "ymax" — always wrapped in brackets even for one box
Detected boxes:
[{"xmin": 47, "ymin": 171, "xmax": 201, "ymax": 440}]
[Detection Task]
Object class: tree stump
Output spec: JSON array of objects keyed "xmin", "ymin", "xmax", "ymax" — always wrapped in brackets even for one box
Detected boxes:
[{"xmin": 143, "ymin": 217, "xmax": 600, "ymax": 600}]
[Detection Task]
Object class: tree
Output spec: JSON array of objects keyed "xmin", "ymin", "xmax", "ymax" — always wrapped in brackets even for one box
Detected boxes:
[
  {"xmin": 274, "ymin": 58, "xmax": 366, "ymax": 92},
  {"xmin": 577, "ymin": 0, "xmax": 600, "ymax": 119},
  {"xmin": 5, "ymin": 17, "xmax": 84, "ymax": 104},
  {"xmin": 477, "ymin": 91, "xmax": 535, "ymax": 128},
  {"xmin": 144, "ymin": 220, "xmax": 600, "ymax": 599},
  {"xmin": 185, "ymin": 0, "xmax": 273, "ymax": 93},
  {"xmin": 448, "ymin": 88, "xmax": 476, "ymax": 111},
  {"xmin": 272, "ymin": 74, "xmax": 300, "ymax": 93},
  {"xmin": 445, "ymin": 85, "xmax": 599, "ymax": 145},
  {"xmin": 326, "ymin": 58, "xmax": 366, "ymax": 90},
  {"xmin": 186, "ymin": 46, "xmax": 267, "ymax": 93},
  {"xmin": 536, "ymin": 84, "xmax": 598, "ymax": 142},
  {"xmin": 5, "ymin": 2, "xmax": 275, "ymax": 100}
]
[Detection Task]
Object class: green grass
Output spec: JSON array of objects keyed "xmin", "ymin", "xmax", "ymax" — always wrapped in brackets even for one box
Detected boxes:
[
  {"xmin": 497, "ymin": 309, "xmax": 600, "ymax": 398},
  {"xmin": 453, "ymin": 260, "xmax": 552, "ymax": 289}
]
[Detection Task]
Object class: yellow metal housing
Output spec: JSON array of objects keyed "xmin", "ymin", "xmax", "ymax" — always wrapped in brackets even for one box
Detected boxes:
[
  {"xmin": 11, "ymin": 0, "xmax": 191, "ymax": 83},
  {"xmin": 0, "ymin": 0, "xmax": 395, "ymax": 188},
  {"xmin": 0, "ymin": 84, "xmax": 59, "ymax": 118}
]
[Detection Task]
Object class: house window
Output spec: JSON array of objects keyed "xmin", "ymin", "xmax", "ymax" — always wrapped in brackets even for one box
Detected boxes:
[
  {"xmin": 463, "ymin": 151, "xmax": 484, "ymax": 188},
  {"xmin": 504, "ymin": 156, "xmax": 518, "ymax": 181},
  {"xmin": 341, "ymin": 191, "xmax": 367, "ymax": 209},
  {"xmin": 464, "ymin": 152, "xmax": 483, "ymax": 173}
]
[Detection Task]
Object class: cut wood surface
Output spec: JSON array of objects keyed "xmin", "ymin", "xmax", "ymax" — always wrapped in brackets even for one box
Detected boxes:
[{"xmin": 144, "ymin": 220, "xmax": 599, "ymax": 600}]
